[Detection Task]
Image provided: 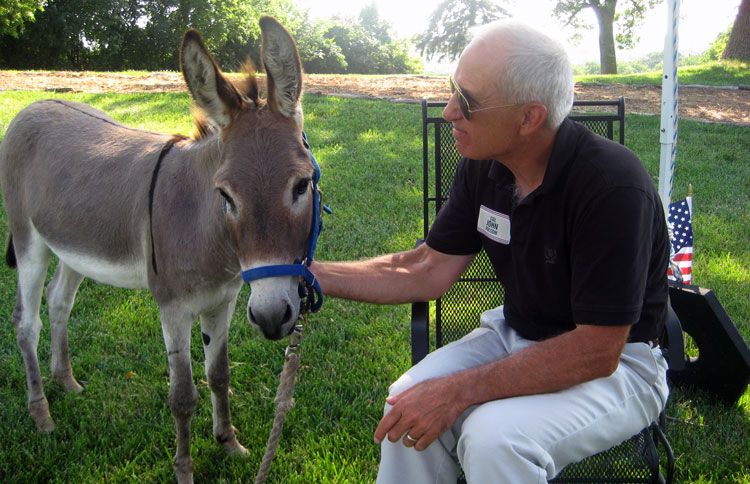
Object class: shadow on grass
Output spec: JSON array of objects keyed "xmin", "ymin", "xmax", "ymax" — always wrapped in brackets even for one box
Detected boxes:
[{"xmin": 666, "ymin": 386, "xmax": 750, "ymax": 481}]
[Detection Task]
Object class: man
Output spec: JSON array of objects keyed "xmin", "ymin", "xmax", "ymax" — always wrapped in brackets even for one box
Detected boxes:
[{"xmin": 310, "ymin": 20, "xmax": 669, "ymax": 483}]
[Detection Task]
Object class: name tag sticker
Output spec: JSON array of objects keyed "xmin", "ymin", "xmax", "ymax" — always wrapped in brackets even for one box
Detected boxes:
[{"xmin": 477, "ymin": 205, "xmax": 510, "ymax": 244}]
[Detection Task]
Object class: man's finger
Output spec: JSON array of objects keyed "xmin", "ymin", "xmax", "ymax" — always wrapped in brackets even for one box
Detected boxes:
[
  {"xmin": 414, "ymin": 426, "xmax": 441, "ymax": 451},
  {"xmin": 373, "ymin": 408, "xmax": 400, "ymax": 444}
]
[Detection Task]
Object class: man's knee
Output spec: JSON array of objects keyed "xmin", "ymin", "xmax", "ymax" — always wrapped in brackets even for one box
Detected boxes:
[{"xmin": 457, "ymin": 405, "xmax": 553, "ymax": 480}]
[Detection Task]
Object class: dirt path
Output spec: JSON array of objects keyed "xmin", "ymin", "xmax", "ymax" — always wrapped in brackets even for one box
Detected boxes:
[{"xmin": 2, "ymin": 71, "xmax": 748, "ymax": 125}]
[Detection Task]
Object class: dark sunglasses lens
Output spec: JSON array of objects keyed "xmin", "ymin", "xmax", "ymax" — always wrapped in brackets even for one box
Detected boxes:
[{"xmin": 450, "ymin": 77, "xmax": 471, "ymax": 119}]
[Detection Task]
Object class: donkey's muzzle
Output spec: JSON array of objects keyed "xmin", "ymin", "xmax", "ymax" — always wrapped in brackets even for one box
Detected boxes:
[{"xmin": 248, "ymin": 302, "xmax": 295, "ymax": 340}]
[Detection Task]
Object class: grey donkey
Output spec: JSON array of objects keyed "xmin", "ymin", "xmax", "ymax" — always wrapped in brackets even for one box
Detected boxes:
[{"xmin": 1, "ymin": 16, "xmax": 318, "ymax": 483}]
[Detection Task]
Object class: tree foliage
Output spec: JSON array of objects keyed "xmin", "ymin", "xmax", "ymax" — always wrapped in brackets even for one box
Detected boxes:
[
  {"xmin": 0, "ymin": 0, "xmax": 420, "ymax": 73},
  {"xmin": 416, "ymin": 0, "xmax": 511, "ymax": 62},
  {"xmin": 321, "ymin": 5, "xmax": 422, "ymax": 74},
  {"xmin": 553, "ymin": 0, "xmax": 659, "ymax": 74},
  {"xmin": 707, "ymin": 27, "xmax": 732, "ymax": 62},
  {"xmin": 0, "ymin": 0, "xmax": 42, "ymax": 37},
  {"xmin": 723, "ymin": 0, "xmax": 749, "ymax": 61}
]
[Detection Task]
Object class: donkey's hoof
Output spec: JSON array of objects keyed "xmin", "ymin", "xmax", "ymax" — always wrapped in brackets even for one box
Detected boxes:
[
  {"xmin": 53, "ymin": 369, "xmax": 85, "ymax": 393},
  {"xmin": 65, "ymin": 379, "xmax": 84, "ymax": 393},
  {"xmin": 224, "ymin": 439, "xmax": 249, "ymax": 457},
  {"xmin": 58, "ymin": 376, "xmax": 84, "ymax": 393},
  {"xmin": 217, "ymin": 428, "xmax": 249, "ymax": 456},
  {"xmin": 29, "ymin": 398, "xmax": 56, "ymax": 433},
  {"xmin": 34, "ymin": 416, "xmax": 56, "ymax": 433},
  {"xmin": 173, "ymin": 457, "xmax": 194, "ymax": 484},
  {"xmin": 175, "ymin": 471, "xmax": 194, "ymax": 484}
]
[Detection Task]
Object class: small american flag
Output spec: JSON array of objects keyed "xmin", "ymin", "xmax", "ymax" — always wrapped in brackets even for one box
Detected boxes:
[{"xmin": 667, "ymin": 197, "xmax": 693, "ymax": 284}]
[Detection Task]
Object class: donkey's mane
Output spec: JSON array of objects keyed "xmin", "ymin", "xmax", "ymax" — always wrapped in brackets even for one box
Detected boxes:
[{"xmin": 191, "ymin": 61, "xmax": 261, "ymax": 141}]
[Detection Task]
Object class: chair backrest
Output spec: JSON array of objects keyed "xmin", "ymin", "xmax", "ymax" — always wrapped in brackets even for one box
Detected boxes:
[{"xmin": 421, "ymin": 97, "xmax": 625, "ymax": 349}]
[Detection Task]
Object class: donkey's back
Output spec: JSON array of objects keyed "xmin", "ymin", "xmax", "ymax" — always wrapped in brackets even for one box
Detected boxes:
[{"xmin": 1, "ymin": 99, "xmax": 170, "ymax": 288}]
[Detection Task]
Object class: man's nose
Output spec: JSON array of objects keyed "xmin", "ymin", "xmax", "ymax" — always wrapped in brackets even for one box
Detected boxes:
[{"xmin": 443, "ymin": 93, "xmax": 462, "ymax": 121}]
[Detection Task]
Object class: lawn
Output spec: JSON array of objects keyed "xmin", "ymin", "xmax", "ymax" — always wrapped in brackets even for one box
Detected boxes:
[
  {"xmin": 575, "ymin": 60, "xmax": 750, "ymax": 86},
  {"xmin": 0, "ymin": 89, "xmax": 748, "ymax": 483}
]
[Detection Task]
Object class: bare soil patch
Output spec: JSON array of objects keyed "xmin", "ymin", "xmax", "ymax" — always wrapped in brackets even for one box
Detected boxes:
[{"xmin": 1, "ymin": 71, "xmax": 748, "ymax": 125}]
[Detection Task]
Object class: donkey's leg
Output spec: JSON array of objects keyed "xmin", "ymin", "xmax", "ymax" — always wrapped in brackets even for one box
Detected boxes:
[
  {"xmin": 12, "ymin": 233, "xmax": 54, "ymax": 432},
  {"xmin": 200, "ymin": 299, "xmax": 248, "ymax": 456},
  {"xmin": 160, "ymin": 307, "xmax": 198, "ymax": 484},
  {"xmin": 46, "ymin": 262, "xmax": 85, "ymax": 393}
]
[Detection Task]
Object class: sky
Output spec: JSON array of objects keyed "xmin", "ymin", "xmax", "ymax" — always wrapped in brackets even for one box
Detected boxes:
[{"xmin": 295, "ymin": 0, "xmax": 740, "ymax": 72}]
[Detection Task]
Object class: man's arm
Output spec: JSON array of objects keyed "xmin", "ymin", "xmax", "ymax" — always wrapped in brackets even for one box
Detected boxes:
[
  {"xmin": 309, "ymin": 243, "xmax": 475, "ymax": 304},
  {"xmin": 375, "ymin": 323, "xmax": 631, "ymax": 451}
]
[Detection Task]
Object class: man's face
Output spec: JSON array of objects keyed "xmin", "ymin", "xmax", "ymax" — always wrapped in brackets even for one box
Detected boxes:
[{"xmin": 443, "ymin": 40, "xmax": 524, "ymax": 161}]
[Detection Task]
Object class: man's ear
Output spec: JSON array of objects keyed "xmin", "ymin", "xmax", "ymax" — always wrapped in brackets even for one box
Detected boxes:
[{"xmin": 519, "ymin": 103, "xmax": 549, "ymax": 135}]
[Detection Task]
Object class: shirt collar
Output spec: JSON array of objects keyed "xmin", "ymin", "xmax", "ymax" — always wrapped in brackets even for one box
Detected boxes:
[
  {"xmin": 486, "ymin": 117, "xmax": 579, "ymax": 195},
  {"xmin": 538, "ymin": 117, "xmax": 578, "ymax": 194}
]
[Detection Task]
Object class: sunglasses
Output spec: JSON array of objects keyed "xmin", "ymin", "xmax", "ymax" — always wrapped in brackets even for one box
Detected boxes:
[{"xmin": 449, "ymin": 76, "xmax": 519, "ymax": 120}]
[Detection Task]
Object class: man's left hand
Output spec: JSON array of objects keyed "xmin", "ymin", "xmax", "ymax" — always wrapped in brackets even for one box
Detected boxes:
[{"xmin": 373, "ymin": 374, "xmax": 469, "ymax": 451}]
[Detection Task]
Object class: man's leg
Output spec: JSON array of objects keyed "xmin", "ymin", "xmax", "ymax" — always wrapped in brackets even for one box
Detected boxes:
[
  {"xmin": 376, "ymin": 307, "xmax": 669, "ymax": 483},
  {"xmin": 377, "ymin": 307, "xmax": 520, "ymax": 484},
  {"xmin": 457, "ymin": 341, "xmax": 669, "ymax": 482}
]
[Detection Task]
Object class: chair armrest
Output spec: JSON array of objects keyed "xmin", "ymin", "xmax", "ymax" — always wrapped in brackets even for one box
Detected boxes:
[
  {"xmin": 410, "ymin": 239, "xmax": 430, "ymax": 365},
  {"xmin": 662, "ymin": 301, "xmax": 686, "ymax": 372},
  {"xmin": 411, "ymin": 301, "xmax": 429, "ymax": 365}
]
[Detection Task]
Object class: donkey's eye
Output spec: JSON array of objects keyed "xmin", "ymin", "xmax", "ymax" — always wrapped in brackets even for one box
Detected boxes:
[
  {"xmin": 218, "ymin": 188, "xmax": 236, "ymax": 214},
  {"xmin": 293, "ymin": 179, "xmax": 310, "ymax": 200}
]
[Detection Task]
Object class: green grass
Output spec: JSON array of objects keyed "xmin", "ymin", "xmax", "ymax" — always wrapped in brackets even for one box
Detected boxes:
[
  {"xmin": 575, "ymin": 60, "xmax": 750, "ymax": 87},
  {"xmin": 0, "ymin": 90, "xmax": 748, "ymax": 482}
]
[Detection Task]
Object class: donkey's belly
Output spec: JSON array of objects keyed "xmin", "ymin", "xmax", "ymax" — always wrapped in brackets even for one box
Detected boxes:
[{"xmin": 48, "ymin": 241, "xmax": 148, "ymax": 289}]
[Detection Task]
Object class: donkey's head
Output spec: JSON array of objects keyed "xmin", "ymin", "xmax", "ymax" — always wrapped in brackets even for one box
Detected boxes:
[{"xmin": 180, "ymin": 17, "xmax": 315, "ymax": 340}]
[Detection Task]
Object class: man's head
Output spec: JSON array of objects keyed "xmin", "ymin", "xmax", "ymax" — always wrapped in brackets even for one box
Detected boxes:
[
  {"xmin": 444, "ymin": 20, "xmax": 574, "ymax": 160},
  {"xmin": 471, "ymin": 20, "xmax": 574, "ymax": 128}
]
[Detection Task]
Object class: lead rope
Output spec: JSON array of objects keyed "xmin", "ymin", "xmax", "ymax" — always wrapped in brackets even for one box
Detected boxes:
[{"xmin": 254, "ymin": 319, "xmax": 305, "ymax": 484}]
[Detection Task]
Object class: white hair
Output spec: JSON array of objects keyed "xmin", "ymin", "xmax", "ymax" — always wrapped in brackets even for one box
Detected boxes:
[{"xmin": 469, "ymin": 20, "xmax": 574, "ymax": 128}]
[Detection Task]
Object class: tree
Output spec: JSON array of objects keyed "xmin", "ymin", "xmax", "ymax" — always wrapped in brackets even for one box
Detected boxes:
[
  {"xmin": 553, "ymin": 0, "xmax": 659, "ymax": 74},
  {"xmin": 0, "ymin": 0, "xmax": 419, "ymax": 73},
  {"xmin": 358, "ymin": 2, "xmax": 391, "ymax": 43},
  {"xmin": 723, "ymin": 0, "xmax": 750, "ymax": 61},
  {"xmin": 320, "ymin": 5, "xmax": 422, "ymax": 74},
  {"xmin": 416, "ymin": 0, "xmax": 510, "ymax": 62},
  {"xmin": 0, "ymin": 0, "xmax": 43, "ymax": 37},
  {"xmin": 706, "ymin": 27, "xmax": 732, "ymax": 62}
]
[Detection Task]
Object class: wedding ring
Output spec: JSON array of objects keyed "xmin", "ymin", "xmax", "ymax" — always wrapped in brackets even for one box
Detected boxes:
[{"xmin": 405, "ymin": 434, "xmax": 417, "ymax": 442}]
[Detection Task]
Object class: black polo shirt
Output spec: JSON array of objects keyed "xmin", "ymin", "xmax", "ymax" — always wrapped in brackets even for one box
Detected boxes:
[{"xmin": 426, "ymin": 118, "xmax": 669, "ymax": 344}]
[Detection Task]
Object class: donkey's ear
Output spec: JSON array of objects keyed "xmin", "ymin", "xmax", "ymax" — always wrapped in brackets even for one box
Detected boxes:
[
  {"xmin": 180, "ymin": 29, "xmax": 244, "ymax": 129},
  {"xmin": 260, "ymin": 16, "xmax": 303, "ymax": 125}
]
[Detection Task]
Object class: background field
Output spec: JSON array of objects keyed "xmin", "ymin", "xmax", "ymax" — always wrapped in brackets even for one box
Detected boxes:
[{"xmin": 0, "ymin": 87, "xmax": 748, "ymax": 482}]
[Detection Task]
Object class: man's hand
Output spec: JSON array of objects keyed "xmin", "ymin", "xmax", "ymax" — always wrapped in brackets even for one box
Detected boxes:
[{"xmin": 374, "ymin": 375, "xmax": 469, "ymax": 451}]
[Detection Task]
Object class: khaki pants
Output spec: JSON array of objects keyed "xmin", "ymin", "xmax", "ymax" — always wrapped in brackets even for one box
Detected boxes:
[{"xmin": 376, "ymin": 307, "xmax": 669, "ymax": 484}]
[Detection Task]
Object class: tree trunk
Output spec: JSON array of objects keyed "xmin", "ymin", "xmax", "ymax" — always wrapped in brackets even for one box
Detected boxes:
[
  {"xmin": 723, "ymin": 0, "xmax": 750, "ymax": 61},
  {"xmin": 592, "ymin": 0, "xmax": 618, "ymax": 74}
]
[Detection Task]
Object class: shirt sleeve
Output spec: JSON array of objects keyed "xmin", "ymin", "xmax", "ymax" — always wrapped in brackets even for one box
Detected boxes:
[
  {"xmin": 425, "ymin": 159, "xmax": 483, "ymax": 255},
  {"xmin": 570, "ymin": 186, "xmax": 657, "ymax": 326}
]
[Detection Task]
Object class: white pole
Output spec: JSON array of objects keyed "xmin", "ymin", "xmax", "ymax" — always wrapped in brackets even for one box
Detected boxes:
[{"xmin": 659, "ymin": 0, "xmax": 680, "ymax": 213}]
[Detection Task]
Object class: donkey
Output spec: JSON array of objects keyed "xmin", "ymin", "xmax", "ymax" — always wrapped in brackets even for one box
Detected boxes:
[{"xmin": 0, "ymin": 17, "xmax": 318, "ymax": 483}]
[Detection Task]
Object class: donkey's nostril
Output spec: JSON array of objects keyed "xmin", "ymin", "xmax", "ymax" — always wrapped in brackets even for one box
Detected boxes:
[
  {"xmin": 283, "ymin": 303, "xmax": 292, "ymax": 324},
  {"xmin": 248, "ymin": 306, "xmax": 257, "ymax": 324}
]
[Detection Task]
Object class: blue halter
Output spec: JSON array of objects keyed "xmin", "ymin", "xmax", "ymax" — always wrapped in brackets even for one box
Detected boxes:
[{"xmin": 241, "ymin": 131, "xmax": 330, "ymax": 313}]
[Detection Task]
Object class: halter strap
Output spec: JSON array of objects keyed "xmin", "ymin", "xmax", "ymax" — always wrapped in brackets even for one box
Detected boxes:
[{"xmin": 149, "ymin": 136, "xmax": 187, "ymax": 275}]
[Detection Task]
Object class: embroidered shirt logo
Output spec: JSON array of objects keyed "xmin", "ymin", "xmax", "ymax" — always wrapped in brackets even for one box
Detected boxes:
[
  {"xmin": 544, "ymin": 246, "xmax": 557, "ymax": 264},
  {"xmin": 477, "ymin": 205, "xmax": 510, "ymax": 244}
]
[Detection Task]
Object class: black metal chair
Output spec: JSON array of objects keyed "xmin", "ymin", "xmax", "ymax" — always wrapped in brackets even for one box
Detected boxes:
[{"xmin": 412, "ymin": 97, "xmax": 676, "ymax": 483}]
